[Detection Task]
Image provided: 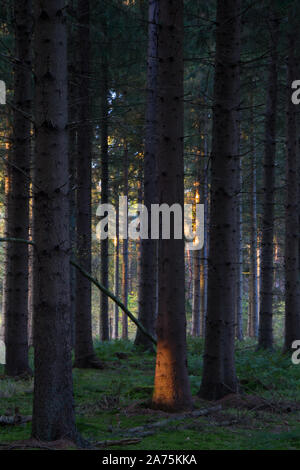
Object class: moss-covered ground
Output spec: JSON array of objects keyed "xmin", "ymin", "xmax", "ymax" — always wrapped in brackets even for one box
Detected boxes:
[{"xmin": 0, "ymin": 338, "xmax": 300, "ymax": 450}]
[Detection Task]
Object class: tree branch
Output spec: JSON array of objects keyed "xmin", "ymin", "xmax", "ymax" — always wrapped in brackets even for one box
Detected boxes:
[{"xmin": 0, "ymin": 237, "xmax": 156, "ymax": 346}]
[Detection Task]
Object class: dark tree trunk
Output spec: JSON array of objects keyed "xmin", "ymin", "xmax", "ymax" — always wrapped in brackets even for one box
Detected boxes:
[
  {"xmin": 100, "ymin": 51, "xmax": 109, "ymax": 341},
  {"xmin": 199, "ymin": 0, "xmax": 241, "ymax": 401},
  {"xmin": 68, "ymin": 0, "xmax": 77, "ymax": 349},
  {"xmin": 2, "ymin": 136, "xmax": 11, "ymax": 344},
  {"xmin": 192, "ymin": 248, "xmax": 201, "ymax": 337},
  {"xmin": 74, "ymin": 0, "xmax": 100, "ymax": 368},
  {"xmin": 200, "ymin": 119, "xmax": 209, "ymax": 338},
  {"xmin": 4, "ymin": 0, "xmax": 32, "ymax": 377},
  {"xmin": 135, "ymin": 0, "xmax": 158, "ymax": 350},
  {"xmin": 192, "ymin": 147, "xmax": 202, "ymax": 337},
  {"xmin": 258, "ymin": 11, "xmax": 279, "ymax": 350},
  {"xmin": 235, "ymin": 136, "xmax": 243, "ymax": 341},
  {"xmin": 248, "ymin": 95, "xmax": 259, "ymax": 337},
  {"xmin": 284, "ymin": 16, "xmax": 300, "ymax": 352},
  {"xmin": 122, "ymin": 145, "xmax": 129, "ymax": 340},
  {"xmin": 28, "ymin": 212, "xmax": 34, "ymax": 347},
  {"xmin": 32, "ymin": 0, "xmax": 78, "ymax": 441},
  {"xmin": 152, "ymin": 0, "xmax": 192, "ymax": 412},
  {"xmin": 114, "ymin": 184, "xmax": 120, "ymax": 339}
]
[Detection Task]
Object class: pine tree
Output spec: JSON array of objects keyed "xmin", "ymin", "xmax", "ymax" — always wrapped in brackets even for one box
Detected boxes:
[
  {"xmin": 258, "ymin": 9, "xmax": 279, "ymax": 350},
  {"xmin": 32, "ymin": 0, "xmax": 78, "ymax": 441},
  {"xmin": 74, "ymin": 0, "xmax": 101, "ymax": 368},
  {"xmin": 135, "ymin": 0, "xmax": 158, "ymax": 350},
  {"xmin": 152, "ymin": 0, "xmax": 192, "ymax": 412},
  {"xmin": 284, "ymin": 9, "xmax": 300, "ymax": 352},
  {"xmin": 199, "ymin": 0, "xmax": 241, "ymax": 400},
  {"xmin": 4, "ymin": 0, "xmax": 32, "ymax": 377}
]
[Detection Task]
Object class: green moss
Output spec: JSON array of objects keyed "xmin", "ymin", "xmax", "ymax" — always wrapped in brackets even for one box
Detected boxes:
[{"xmin": 0, "ymin": 338, "xmax": 300, "ymax": 450}]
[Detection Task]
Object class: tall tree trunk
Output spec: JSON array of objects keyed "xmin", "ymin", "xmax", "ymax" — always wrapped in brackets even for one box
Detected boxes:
[
  {"xmin": 28, "ymin": 209, "xmax": 34, "ymax": 347},
  {"xmin": 192, "ymin": 248, "xmax": 201, "ymax": 337},
  {"xmin": 200, "ymin": 120, "xmax": 209, "ymax": 338},
  {"xmin": 235, "ymin": 139, "xmax": 243, "ymax": 341},
  {"xmin": 68, "ymin": 0, "xmax": 77, "ymax": 349},
  {"xmin": 4, "ymin": 0, "xmax": 32, "ymax": 376},
  {"xmin": 199, "ymin": 0, "xmax": 241, "ymax": 401},
  {"xmin": 32, "ymin": 0, "xmax": 78, "ymax": 441},
  {"xmin": 248, "ymin": 96, "xmax": 259, "ymax": 337},
  {"xmin": 284, "ymin": 15, "xmax": 300, "ymax": 352},
  {"xmin": 258, "ymin": 10, "xmax": 279, "ymax": 350},
  {"xmin": 74, "ymin": 0, "xmax": 100, "ymax": 368},
  {"xmin": 99, "ymin": 22, "xmax": 109, "ymax": 341},
  {"xmin": 192, "ymin": 148, "xmax": 202, "ymax": 337},
  {"xmin": 152, "ymin": 0, "xmax": 192, "ymax": 412},
  {"xmin": 2, "ymin": 135, "xmax": 11, "ymax": 344},
  {"xmin": 114, "ymin": 185, "xmax": 120, "ymax": 339},
  {"xmin": 135, "ymin": 0, "xmax": 158, "ymax": 350},
  {"xmin": 122, "ymin": 145, "xmax": 129, "ymax": 340}
]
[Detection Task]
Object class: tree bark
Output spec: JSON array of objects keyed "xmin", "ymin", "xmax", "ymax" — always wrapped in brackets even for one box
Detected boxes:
[
  {"xmin": 192, "ymin": 146, "xmax": 202, "ymax": 337},
  {"xmin": 200, "ymin": 119, "xmax": 209, "ymax": 338},
  {"xmin": 74, "ymin": 0, "xmax": 100, "ymax": 368},
  {"xmin": 135, "ymin": 0, "xmax": 158, "ymax": 350},
  {"xmin": 68, "ymin": 0, "xmax": 77, "ymax": 349},
  {"xmin": 100, "ymin": 21, "xmax": 109, "ymax": 341},
  {"xmin": 152, "ymin": 0, "xmax": 193, "ymax": 412},
  {"xmin": 114, "ymin": 185, "xmax": 120, "ymax": 339},
  {"xmin": 32, "ymin": 0, "xmax": 78, "ymax": 441},
  {"xmin": 258, "ymin": 10, "xmax": 279, "ymax": 350},
  {"xmin": 235, "ymin": 137, "xmax": 243, "ymax": 341},
  {"xmin": 284, "ymin": 15, "xmax": 300, "ymax": 352},
  {"xmin": 4, "ymin": 0, "xmax": 32, "ymax": 376},
  {"xmin": 199, "ymin": 0, "xmax": 241, "ymax": 401},
  {"xmin": 192, "ymin": 248, "xmax": 201, "ymax": 337},
  {"xmin": 122, "ymin": 145, "xmax": 129, "ymax": 340},
  {"xmin": 248, "ymin": 94, "xmax": 259, "ymax": 338}
]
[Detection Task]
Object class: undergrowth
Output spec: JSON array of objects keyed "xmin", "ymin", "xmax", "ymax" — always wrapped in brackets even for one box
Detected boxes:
[{"xmin": 0, "ymin": 338, "xmax": 299, "ymax": 450}]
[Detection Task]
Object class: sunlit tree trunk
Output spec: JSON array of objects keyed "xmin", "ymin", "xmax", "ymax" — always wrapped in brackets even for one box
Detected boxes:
[{"xmin": 152, "ymin": 0, "xmax": 193, "ymax": 412}]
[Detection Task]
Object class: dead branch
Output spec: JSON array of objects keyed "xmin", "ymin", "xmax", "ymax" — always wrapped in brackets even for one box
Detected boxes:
[{"xmin": 126, "ymin": 405, "xmax": 222, "ymax": 434}]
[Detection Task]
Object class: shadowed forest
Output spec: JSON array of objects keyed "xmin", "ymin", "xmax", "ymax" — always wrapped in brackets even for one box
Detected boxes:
[{"xmin": 0, "ymin": 0, "xmax": 299, "ymax": 452}]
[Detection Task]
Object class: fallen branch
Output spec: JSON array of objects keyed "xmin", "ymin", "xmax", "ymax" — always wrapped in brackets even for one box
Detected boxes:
[
  {"xmin": 93, "ymin": 438, "xmax": 142, "ymax": 448},
  {"xmin": 0, "ymin": 415, "xmax": 32, "ymax": 425},
  {"xmin": 0, "ymin": 237, "xmax": 156, "ymax": 346},
  {"xmin": 71, "ymin": 260, "xmax": 157, "ymax": 346},
  {"xmin": 126, "ymin": 405, "xmax": 222, "ymax": 435}
]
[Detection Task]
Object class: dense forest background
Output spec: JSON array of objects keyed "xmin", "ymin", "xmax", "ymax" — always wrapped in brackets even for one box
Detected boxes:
[{"xmin": 0, "ymin": 0, "xmax": 299, "ymax": 451}]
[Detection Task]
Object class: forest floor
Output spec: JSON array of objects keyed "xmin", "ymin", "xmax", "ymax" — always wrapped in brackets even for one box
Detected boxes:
[{"xmin": 0, "ymin": 338, "xmax": 300, "ymax": 450}]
